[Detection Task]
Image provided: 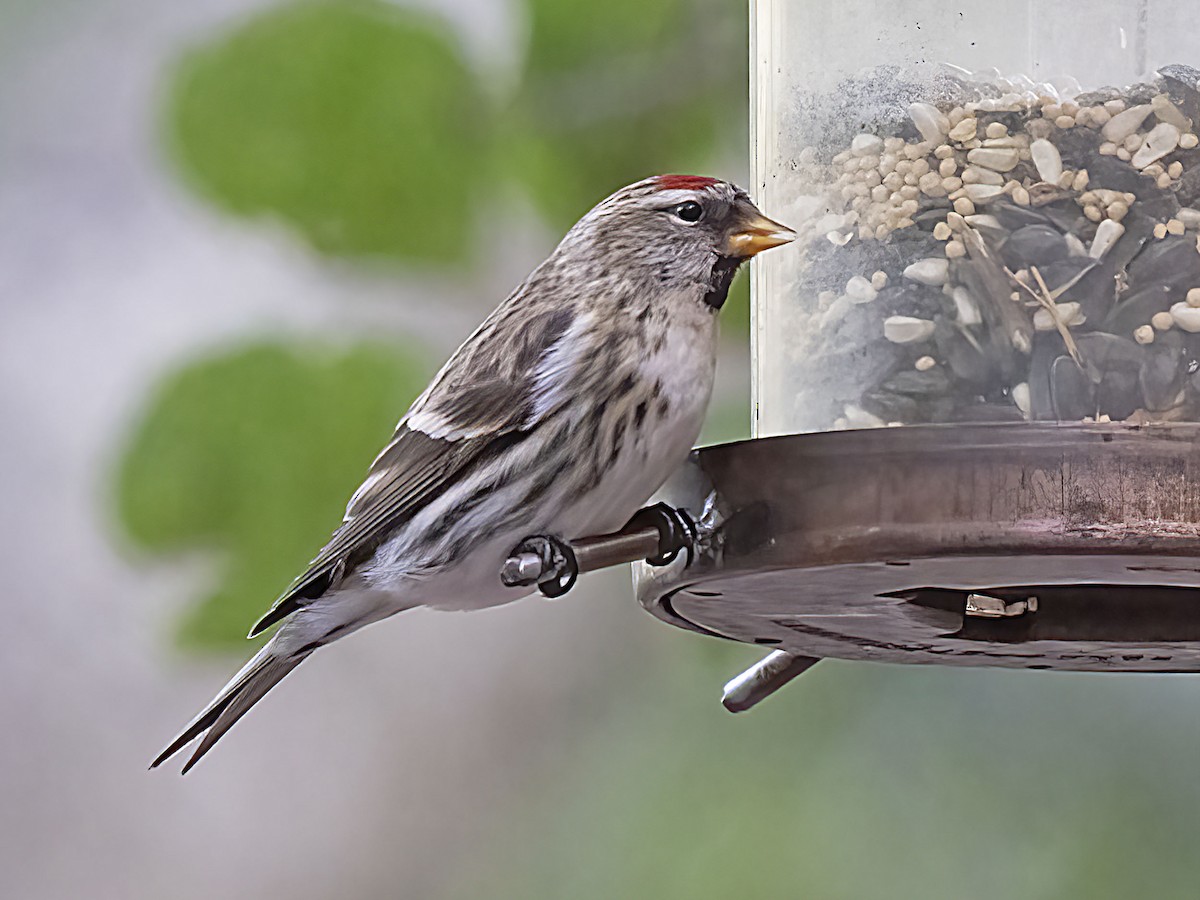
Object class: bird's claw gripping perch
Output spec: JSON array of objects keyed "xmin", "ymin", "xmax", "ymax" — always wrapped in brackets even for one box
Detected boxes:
[
  {"xmin": 501, "ymin": 502, "xmax": 699, "ymax": 598},
  {"xmin": 500, "ymin": 534, "xmax": 579, "ymax": 597}
]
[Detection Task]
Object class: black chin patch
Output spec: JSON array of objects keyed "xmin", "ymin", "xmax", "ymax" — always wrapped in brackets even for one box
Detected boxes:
[{"xmin": 703, "ymin": 256, "xmax": 744, "ymax": 311}]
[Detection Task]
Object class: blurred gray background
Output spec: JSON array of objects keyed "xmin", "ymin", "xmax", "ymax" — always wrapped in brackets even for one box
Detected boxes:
[{"xmin": 3, "ymin": 1, "xmax": 1199, "ymax": 897}]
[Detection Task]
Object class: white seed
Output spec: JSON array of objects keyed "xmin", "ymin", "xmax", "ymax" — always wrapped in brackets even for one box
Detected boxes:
[
  {"xmin": 1012, "ymin": 383, "xmax": 1031, "ymax": 416},
  {"xmin": 918, "ymin": 171, "xmax": 944, "ymax": 194},
  {"xmin": 984, "ymin": 121, "xmax": 1007, "ymax": 139},
  {"xmin": 964, "ymin": 183, "xmax": 1004, "ymax": 203},
  {"xmin": 934, "ymin": 143, "xmax": 956, "ymax": 159},
  {"xmin": 1188, "ymin": 287, "xmax": 1200, "ymax": 307},
  {"xmin": 1057, "ymin": 170, "xmax": 1075, "ymax": 189},
  {"xmin": 883, "ymin": 315, "xmax": 937, "ymax": 343},
  {"xmin": 827, "ymin": 230, "xmax": 853, "ymax": 246},
  {"xmin": 1117, "ymin": 147, "xmax": 1132, "ymax": 161},
  {"xmin": 843, "ymin": 405, "xmax": 886, "ymax": 429},
  {"xmin": 1168, "ymin": 218, "xmax": 1187, "ymax": 236},
  {"xmin": 952, "ymin": 197, "xmax": 975, "ymax": 217},
  {"xmin": 1055, "ymin": 115, "xmax": 1075, "ymax": 130},
  {"xmin": 938, "ymin": 157, "xmax": 958, "ymax": 178},
  {"xmin": 967, "ymin": 147, "xmax": 1020, "ymax": 171},
  {"xmin": 1073, "ymin": 169, "xmax": 1090, "ymax": 191},
  {"xmin": 1012, "ymin": 186, "xmax": 1031, "ymax": 206},
  {"xmin": 1089, "ymin": 219, "xmax": 1125, "ymax": 258},
  {"xmin": 1084, "ymin": 204, "xmax": 1103, "ymax": 223},
  {"xmin": 1152, "ymin": 310, "xmax": 1175, "ymax": 330},
  {"xmin": 908, "ymin": 102, "xmax": 949, "ymax": 144},
  {"xmin": 952, "ymin": 286, "xmax": 981, "ymax": 326},
  {"xmin": 964, "ymin": 213, "xmax": 1003, "ymax": 233},
  {"xmin": 1152, "ymin": 93, "xmax": 1192, "ymax": 130},
  {"xmin": 1042, "ymin": 103, "xmax": 1062, "ymax": 120},
  {"xmin": 1169, "ymin": 161, "xmax": 1184, "ymax": 179},
  {"xmin": 942, "ymin": 176, "xmax": 963, "ymax": 192},
  {"xmin": 1181, "ymin": 209, "xmax": 1200, "ymax": 229},
  {"xmin": 1154, "ymin": 223, "xmax": 1169, "ymax": 239},
  {"xmin": 851, "ymin": 133, "xmax": 884, "ymax": 156},
  {"xmin": 1033, "ymin": 302, "xmax": 1081, "ymax": 331},
  {"xmin": 1102, "ymin": 103, "xmax": 1154, "ymax": 142},
  {"xmin": 945, "ymin": 239, "xmax": 967, "ymax": 259},
  {"xmin": 933, "ymin": 221, "xmax": 952, "ymax": 241},
  {"xmin": 1123, "ymin": 133, "xmax": 1144, "ymax": 153},
  {"xmin": 915, "ymin": 355, "xmax": 936, "ymax": 371},
  {"xmin": 1029, "ymin": 138, "xmax": 1063, "ymax": 183},
  {"xmin": 1099, "ymin": 141, "xmax": 1118, "ymax": 156},
  {"xmin": 1132, "ymin": 122, "xmax": 1181, "ymax": 168},
  {"xmin": 1181, "ymin": 133, "xmax": 1200, "ymax": 150},
  {"xmin": 1090, "ymin": 107, "xmax": 1112, "ymax": 127},
  {"xmin": 1158, "ymin": 172, "xmax": 1174, "ymax": 189},
  {"xmin": 1134, "ymin": 324, "xmax": 1155, "ymax": 344},
  {"xmin": 845, "ymin": 275, "xmax": 878, "ymax": 303},
  {"xmin": 949, "ymin": 117, "xmax": 978, "ymax": 142},
  {"xmin": 1104, "ymin": 99, "xmax": 1127, "ymax": 115},
  {"xmin": 1171, "ymin": 302, "xmax": 1200, "ymax": 332},
  {"xmin": 961, "ymin": 165, "xmax": 1005, "ymax": 186},
  {"xmin": 1107, "ymin": 200, "xmax": 1130, "ymax": 222},
  {"xmin": 903, "ymin": 257, "xmax": 950, "ymax": 286}
]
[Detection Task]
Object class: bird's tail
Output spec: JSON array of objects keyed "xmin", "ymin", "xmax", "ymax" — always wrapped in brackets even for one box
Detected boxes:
[{"xmin": 151, "ymin": 640, "xmax": 308, "ymax": 774}]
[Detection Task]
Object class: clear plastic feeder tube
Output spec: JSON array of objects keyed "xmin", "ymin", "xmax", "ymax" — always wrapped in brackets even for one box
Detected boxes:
[{"xmin": 751, "ymin": 0, "xmax": 1200, "ymax": 436}]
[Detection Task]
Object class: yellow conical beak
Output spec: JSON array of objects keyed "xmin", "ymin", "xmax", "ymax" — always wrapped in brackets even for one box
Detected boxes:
[{"xmin": 726, "ymin": 211, "xmax": 796, "ymax": 258}]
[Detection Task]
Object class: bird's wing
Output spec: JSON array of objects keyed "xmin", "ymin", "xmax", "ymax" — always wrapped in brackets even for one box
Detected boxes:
[{"xmin": 249, "ymin": 300, "xmax": 583, "ymax": 636}]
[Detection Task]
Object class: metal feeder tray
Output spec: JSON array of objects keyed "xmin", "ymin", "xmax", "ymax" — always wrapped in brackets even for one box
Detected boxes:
[
  {"xmin": 632, "ymin": 422, "xmax": 1200, "ymax": 709},
  {"xmin": 502, "ymin": 423, "xmax": 1200, "ymax": 710}
]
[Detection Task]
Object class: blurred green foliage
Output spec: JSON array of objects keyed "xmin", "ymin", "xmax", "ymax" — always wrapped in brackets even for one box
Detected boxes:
[
  {"xmin": 505, "ymin": 0, "xmax": 744, "ymax": 228},
  {"xmin": 116, "ymin": 341, "xmax": 428, "ymax": 647},
  {"xmin": 169, "ymin": 1, "xmax": 488, "ymax": 264},
  {"xmin": 445, "ymin": 656, "xmax": 1200, "ymax": 899},
  {"xmin": 123, "ymin": 0, "xmax": 750, "ymax": 647},
  {"xmin": 166, "ymin": 0, "xmax": 746, "ymax": 258}
]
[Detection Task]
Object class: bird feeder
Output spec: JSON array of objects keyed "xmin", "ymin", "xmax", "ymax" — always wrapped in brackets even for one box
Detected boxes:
[{"xmin": 634, "ymin": 1, "xmax": 1200, "ymax": 707}]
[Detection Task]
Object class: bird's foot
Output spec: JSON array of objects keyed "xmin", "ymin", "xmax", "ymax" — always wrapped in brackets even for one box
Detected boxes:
[
  {"xmin": 500, "ymin": 503, "xmax": 700, "ymax": 598},
  {"xmin": 501, "ymin": 534, "xmax": 578, "ymax": 597},
  {"xmin": 624, "ymin": 502, "xmax": 698, "ymax": 568}
]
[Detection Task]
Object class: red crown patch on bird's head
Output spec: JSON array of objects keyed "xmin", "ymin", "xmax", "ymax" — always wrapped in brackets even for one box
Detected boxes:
[{"xmin": 653, "ymin": 174, "xmax": 720, "ymax": 192}]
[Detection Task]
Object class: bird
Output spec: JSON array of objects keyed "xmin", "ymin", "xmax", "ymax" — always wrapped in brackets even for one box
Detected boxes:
[{"xmin": 151, "ymin": 174, "xmax": 793, "ymax": 773}]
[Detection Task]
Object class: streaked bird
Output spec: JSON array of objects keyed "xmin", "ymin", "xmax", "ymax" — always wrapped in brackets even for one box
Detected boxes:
[{"xmin": 152, "ymin": 174, "xmax": 793, "ymax": 773}]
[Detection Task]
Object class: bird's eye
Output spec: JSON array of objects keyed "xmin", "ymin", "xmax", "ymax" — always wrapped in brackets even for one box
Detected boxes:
[{"xmin": 673, "ymin": 201, "xmax": 704, "ymax": 223}]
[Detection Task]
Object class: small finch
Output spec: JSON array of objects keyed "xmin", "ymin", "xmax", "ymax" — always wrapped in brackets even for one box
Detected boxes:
[{"xmin": 152, "ymin": 174, "xmax": 793, "ymax": 772}]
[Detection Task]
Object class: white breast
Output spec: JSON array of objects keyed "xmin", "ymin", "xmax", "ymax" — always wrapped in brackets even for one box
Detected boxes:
[{"xmin": 558, "ymin": 307, "xmax": 718, "ymax": 538}]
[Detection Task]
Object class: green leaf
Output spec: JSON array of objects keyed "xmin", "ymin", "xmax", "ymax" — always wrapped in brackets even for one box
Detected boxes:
[
  {"xmin": 115, "ymin": 340, "xmax": 429, "ymax": 649},
  {"xmin": 165, "ymin": 0, "xmax": 489, "ymax": 265},
  {"xmin": 505, "ymin": 0, "xmax": 747, "ymax": 227}
]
